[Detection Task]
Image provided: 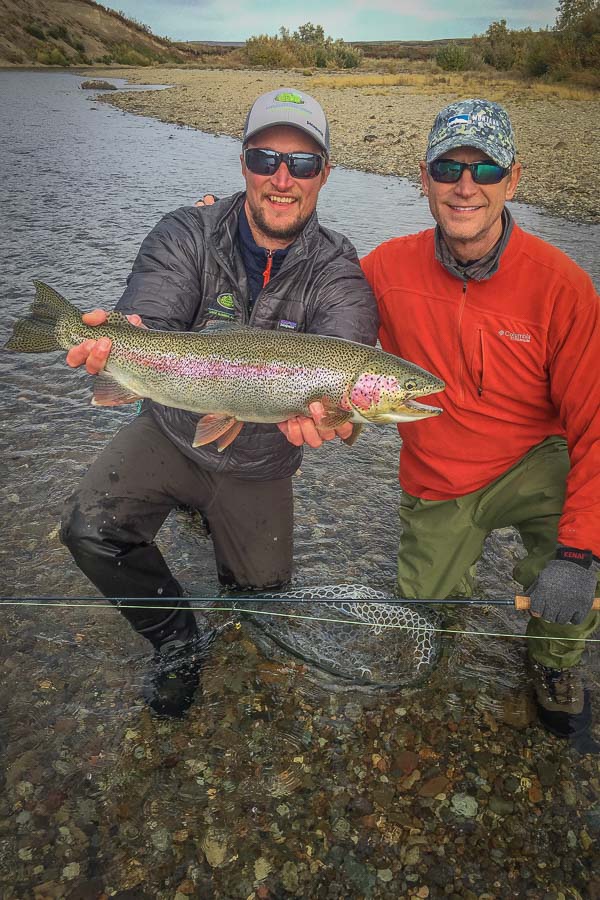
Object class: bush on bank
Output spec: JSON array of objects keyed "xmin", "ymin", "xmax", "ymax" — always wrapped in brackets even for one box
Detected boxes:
[
  {"xmin": 473, "ymin": 6, "xmax": 600, "ymax": 87},
  {"xmin": 245, "ymin": 23, "xmax": 362, "ymax": 69}
]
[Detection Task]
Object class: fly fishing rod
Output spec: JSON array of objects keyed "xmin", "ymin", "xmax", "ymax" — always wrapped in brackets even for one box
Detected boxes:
[
  {"xmin": 1, "ymin": 595, "xmax": 599, "ymax": 609},
  {"xmin": 3, "ymin": 588, "xmax": 598, "ymax": 689}
]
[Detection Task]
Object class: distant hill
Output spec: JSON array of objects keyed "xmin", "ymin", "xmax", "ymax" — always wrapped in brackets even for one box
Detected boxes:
[
  {"xmin": 0, "ymin": 0, "xmax": 198, "ymax": 66},
  {"xmin": 349, "ymin": 37, "xmax": 473, "ymax": 60}
]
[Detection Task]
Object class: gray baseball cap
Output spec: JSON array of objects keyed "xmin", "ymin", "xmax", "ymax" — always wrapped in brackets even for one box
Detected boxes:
[
  {"xmin": 243, "ymin": 88, "xmax": 330, "ymax": 155},
  {"xmin": 425, "ymin": 98, "xmax": 516, "ymax": 168}
]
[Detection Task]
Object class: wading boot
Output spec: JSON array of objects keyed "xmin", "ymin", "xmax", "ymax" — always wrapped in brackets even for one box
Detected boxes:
[
  {"xmin": 139, "ymin": 605, "xmax": 216, "ymax": 718},
  {"xmin": 528, "ymin": 658, "xmax": 598, "ymax": 752}
]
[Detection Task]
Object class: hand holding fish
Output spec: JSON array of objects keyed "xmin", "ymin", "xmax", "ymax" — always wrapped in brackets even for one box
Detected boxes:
[
  {"xmin": 65, "ymin": 309, "xmax": 145, "ymax": 374},
  {"xmin": 5, "ymin": 282, "xmax": 444, "ymax": 453},
  {"xmin": 277, "ymin": 401, "xmax": 353, "ymax": 447}
]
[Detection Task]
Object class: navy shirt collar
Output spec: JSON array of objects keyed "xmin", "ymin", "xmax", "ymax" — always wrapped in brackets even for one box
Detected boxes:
[{"xmin": 238, "ymin": 203, "xmax": 290, "ymax": 305}]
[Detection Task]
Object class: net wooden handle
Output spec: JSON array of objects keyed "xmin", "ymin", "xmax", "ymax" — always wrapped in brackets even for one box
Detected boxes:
[{"xmin": 515, "ymin": 595, "xmax": 600, "ymax": 611}]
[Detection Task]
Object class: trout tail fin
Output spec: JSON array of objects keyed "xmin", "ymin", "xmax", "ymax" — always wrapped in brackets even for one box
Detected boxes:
[{"xmin": 4, "ymin": 281, "xmax": 79, "ymax": 353}]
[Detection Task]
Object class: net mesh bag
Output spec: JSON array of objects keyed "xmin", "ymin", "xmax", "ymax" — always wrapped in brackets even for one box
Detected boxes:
[{"xmin": 229, "ymin": 584, "xmax": 441, "ymax": 691}]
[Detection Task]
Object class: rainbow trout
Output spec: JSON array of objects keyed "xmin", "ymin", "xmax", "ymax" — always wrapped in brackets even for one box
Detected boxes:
[{"xmin": 4, "ymin": 281, "xmax": 444, "ymax": 450}]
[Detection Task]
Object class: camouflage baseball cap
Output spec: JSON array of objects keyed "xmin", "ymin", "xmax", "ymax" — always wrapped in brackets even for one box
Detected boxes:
[
  {"xmin": 243, "ymin": 88, "xmax": 330, "ymax": 155},
  {"xmin": 425, "ymin": 98, "xmax": 516, "ymax": 168}
]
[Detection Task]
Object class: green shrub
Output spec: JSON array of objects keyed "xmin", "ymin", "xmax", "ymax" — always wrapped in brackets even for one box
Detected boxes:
[
  {"xmin": 245, "ymin": 34, "xmax": 296, "ymax": 67},
  {"xmin": 107, "ymin": 42, "xmax": 167, "ymax": 65},
  {"xmin": 47, "ymin": 24, "xmax": 70, "ymax": 41},
  {"xmin": 24, "ymin": 23, "xmax": 45, "ymax": 40},
  {"xmin": 435, "ymin": 44, "xmax": 473, "ymax": 71},
  {"xmin": 37, "ymin": 47, "xmax": 71, "ymax": 66},
  {"xmin": 522, "ymin": 31, "xmax": 557, "ymax": 76},
  {"xmin": 474, "ymin": 6, "xmax": 600, "ymax": 80},
  {"xmin": 245, "ymin": 22, "xmax": 361, "ymax": 70},
  {"xmin": 331, "ymin": 40, "xmax": 362, "ymax": 68},
  {"xmin": 476, "ymin": 19, "xmax": 518, "ymax": 69}
]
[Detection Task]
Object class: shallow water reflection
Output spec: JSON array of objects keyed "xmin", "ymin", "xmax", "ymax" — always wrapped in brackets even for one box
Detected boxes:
[{"xmin": 1, "ymin": 71, "xmax": 599, "ymax": 899}]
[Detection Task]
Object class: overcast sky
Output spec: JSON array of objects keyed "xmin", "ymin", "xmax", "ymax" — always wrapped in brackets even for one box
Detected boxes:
[{"xmin": 104, "ymin": 0, "xmax": 560, "ymax": 43}]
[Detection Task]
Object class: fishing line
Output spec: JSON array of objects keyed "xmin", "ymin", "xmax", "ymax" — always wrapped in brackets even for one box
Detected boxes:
[{"xmin": 1, "ymin": 597, "xmax": 599, "ymax": 643}]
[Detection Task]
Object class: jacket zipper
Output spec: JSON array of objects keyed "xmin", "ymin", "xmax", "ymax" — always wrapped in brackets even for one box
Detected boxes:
[
  {"xmin": 457, "ymin": 280, "xmax": 468, "ymax": 402},
  {"xmin": 262, "ymin": 250, "xmax": 273, "ymax": 287},
  {"xmin": 478, "ymin": 328, "xmax": 485, "ymax": 396},
  {"xmin": 249, "ymin": 250, "xmax": 274, "ymax": 326}
]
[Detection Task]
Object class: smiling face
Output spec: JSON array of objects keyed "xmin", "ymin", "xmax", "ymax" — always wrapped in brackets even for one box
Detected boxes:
[
  {"xmin": 241, "ymin": 124, "xmax": 331, "ymax": 251},
  {"xmin": 419, "ymin": 146, "xmax": 522, "ymax": 262}
]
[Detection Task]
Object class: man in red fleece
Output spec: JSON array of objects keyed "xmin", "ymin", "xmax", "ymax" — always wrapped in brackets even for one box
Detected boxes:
[{"xmin": 361, "ymin": 98, "xmax": 600, "ymax": 749}]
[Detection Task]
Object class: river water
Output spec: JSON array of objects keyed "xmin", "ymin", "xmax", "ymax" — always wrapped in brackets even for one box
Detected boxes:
[{"xmin": 1, "ymin": 70, "xmax": 599, "ymax": 899}]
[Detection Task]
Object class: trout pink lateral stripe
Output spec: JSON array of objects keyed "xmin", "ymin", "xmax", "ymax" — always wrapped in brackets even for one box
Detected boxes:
[
  {"xmin": 4, "ymin": 282, "xmax": 446, "ymax": 450},
  {"xmin": 117, "ymin": 348, "xmax": 336, "ymax": 382}
]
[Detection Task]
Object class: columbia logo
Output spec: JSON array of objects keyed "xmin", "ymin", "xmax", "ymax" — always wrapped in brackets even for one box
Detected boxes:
[{"xmin": 498, "ymin": 329, "xmax": 531, "ymax": 343}]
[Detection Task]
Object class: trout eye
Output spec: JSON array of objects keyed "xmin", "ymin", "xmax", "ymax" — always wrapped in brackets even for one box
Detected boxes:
[{"xmin": 404, "ymin": 379, "xmax": 418, "ymax": 392}]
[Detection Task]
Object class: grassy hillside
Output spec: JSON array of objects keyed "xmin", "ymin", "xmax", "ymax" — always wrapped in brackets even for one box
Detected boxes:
[{"xmin": 0, "ymin": 0, "xmax": 198, "ymax": 66}]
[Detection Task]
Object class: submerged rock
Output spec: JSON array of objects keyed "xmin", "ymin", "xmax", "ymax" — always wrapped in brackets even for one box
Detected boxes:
[{"xmin": 80, "ymin": 80, "xmax": 117, "ymax": 91}]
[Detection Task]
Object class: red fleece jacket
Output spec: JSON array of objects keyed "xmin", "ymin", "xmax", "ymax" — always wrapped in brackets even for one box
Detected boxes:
[{"xmin": 361, "ymin": 224, "xmax": 600, "ymax": 556}]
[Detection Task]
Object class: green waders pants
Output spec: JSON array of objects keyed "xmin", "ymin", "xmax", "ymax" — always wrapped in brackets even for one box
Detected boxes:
[{"xmin": 396, "ymin": 436, "xmax": 600, "ymax": 669}]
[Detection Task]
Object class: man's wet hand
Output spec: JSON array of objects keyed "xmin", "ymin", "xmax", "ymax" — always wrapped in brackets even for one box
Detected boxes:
[
  {"xmin": 195, "ymin": 194, "xmax": 218, "ymax": 207},
  {"xmin": 65, "ymin": 309, "xmax": 144, "ymax": 375},
  {"xmin": 277, "ymin": 401, "xmax": 353, "ymax": 448}
]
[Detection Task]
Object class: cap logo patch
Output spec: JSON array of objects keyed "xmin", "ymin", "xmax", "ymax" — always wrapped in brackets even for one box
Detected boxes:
[
  {"xmin": 275, "ymin": 91, "xmax": 304, "ymax": 104},
  {"xmin": 448, "ymin": 114, "xmax": 470, "ymax": 128}
]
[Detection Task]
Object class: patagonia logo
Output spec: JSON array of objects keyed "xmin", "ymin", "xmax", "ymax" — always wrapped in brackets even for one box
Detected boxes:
[
  {"xmin": 498, "ymin": 329, "xmax": 531, "ymax": 343},
  {"xmin": 278, "ymin": 319, "xmax": 298, "ymax": 330},
  {"xmin": 275, "ymin": 91, "xmax": 304, "ymax": 104},
  {"xmin": 216, "ymin": 293, "xmax": 235, "ymax": 310}
]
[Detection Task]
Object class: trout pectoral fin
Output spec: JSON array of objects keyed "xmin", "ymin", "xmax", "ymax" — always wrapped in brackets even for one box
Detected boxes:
[
  {"xmin": 193, "ymin": 414, "xmax": 243, "ymax": 450},
  {"xmin": 319, "ymin": 396, "xmax": 353, "ymax": 429},
  {"xmin": 216, "ymin": 420, "xmax": 244, "ymax": 452},
  {"xmin": 91, "ymin": 372, "xmax": 142, "ymax": 406},
  {"xmin": 341, "ymin": 424, "xmax": 363, "ymax": 447}
]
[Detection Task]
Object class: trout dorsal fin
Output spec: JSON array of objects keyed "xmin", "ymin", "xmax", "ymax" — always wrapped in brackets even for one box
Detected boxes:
[{"xmin": 105, "ymin": 310, "xmax": 139, "ymax": 329}]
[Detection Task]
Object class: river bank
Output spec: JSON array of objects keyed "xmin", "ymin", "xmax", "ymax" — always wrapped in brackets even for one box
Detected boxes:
[{"xmin": 89, "ymin": 66, "xmax": 600, "ymax": 223}]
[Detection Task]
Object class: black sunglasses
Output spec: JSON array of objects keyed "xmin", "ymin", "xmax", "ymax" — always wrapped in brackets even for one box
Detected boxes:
[
  {"xmin": 428, "ymin": 159, "xmax": 511, "ymax": 185},
  {"xmin": 244, "ymin": 147, "xmax": 325, "ymax": 179}
]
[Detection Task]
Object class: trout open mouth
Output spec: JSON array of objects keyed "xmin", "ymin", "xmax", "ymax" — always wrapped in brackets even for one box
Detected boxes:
[
  {"xmin": 375, "ymin": 398, "xmax": 443, "ymax": 423},
  {"xmin": 403, "ymin": 398, "xmax": 443, "ymax": 417}
]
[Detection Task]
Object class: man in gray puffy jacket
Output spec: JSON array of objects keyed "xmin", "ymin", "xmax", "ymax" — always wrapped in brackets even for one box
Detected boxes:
[{"xmin": 60, "ymin": 88, "xmax": 379, "ymax": 717}]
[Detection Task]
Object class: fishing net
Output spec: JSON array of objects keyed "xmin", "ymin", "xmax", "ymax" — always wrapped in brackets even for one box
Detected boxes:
[{"xmin": 223, "ymin": 584, "xmax": 441, "ymax": 691}]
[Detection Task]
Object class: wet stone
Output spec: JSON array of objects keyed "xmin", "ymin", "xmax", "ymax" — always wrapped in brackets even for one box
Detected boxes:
[
  {"xmin": 281, "ymin": 860, "xmax": 299, "ymax": 892},
  {"xmin": 488, "ymin": 796, "xmax": 515, "ymax": 816},
  {"xmin": 150, "ymin": 827, "xmax": 171, "ymax": 852},
  {"xmin": 537, "ymin": 761, "xmax": 560, "ymax": 788},
  {"xmin": 451, "ymin": 794, "xmax": 479, "ymax": 818}
]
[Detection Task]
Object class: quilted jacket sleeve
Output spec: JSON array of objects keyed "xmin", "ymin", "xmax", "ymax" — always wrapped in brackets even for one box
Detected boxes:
[{"xmin": 115, "ymin": 208, "xmax": 204, "ymax": 331}]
